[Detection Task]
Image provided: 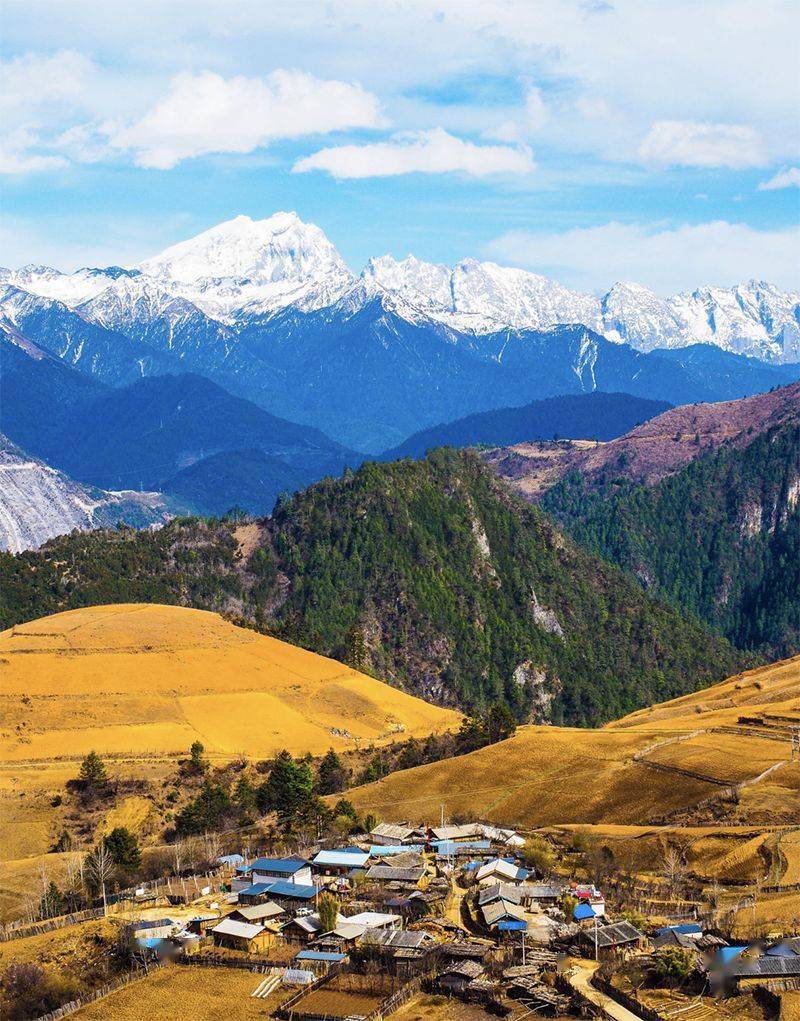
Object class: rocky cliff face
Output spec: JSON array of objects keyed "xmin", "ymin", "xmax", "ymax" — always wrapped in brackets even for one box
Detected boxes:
[{"xmin": 0, "ymin": 436, "xmax": 175, "ymax": 553}]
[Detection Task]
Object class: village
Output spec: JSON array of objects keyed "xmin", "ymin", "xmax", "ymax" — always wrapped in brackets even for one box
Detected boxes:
[{"xmin": 4, "ymin": 816, "xmax": 799, "ymax": 1021}]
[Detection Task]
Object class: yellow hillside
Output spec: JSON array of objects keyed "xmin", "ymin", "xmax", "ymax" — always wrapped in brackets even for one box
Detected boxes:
[
  {"xmin": 0, "ymin": 603, "xmax": 459, "ymax": 764},
  {"xmin": 344, "ymin": 656, "xmax": 800, "ymax": 829}
]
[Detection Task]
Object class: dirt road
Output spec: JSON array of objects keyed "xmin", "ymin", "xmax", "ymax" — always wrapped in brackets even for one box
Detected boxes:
[{"xmin": 566, "ymin": 960, "xmax": 648, "ymax": 1021}]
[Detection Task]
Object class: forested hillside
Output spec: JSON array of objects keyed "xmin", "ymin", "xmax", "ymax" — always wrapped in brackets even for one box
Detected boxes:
[
  {"xmin": 542, "ymin": 420, "xmax": 800, "ymax": 657},
  {"xmin": 0, "ymin": 450, "xmax": 745, "ymax": 726}
]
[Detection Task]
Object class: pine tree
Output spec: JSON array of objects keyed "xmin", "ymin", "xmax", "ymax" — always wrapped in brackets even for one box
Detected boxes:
[
  {"xmin": 104, "ymin": 828, "xmax": 141, "ymax": 873},
  {"xmin": 317, "ymin": 749, "xmax": 347, "ymax": 795},
  {"xmin": 256, "ymin": 751, "xmax": 313, "ymax": 821},
  {"xmin": 317, "ymin": 892, "xmax": 338, "ymax": 934},
  {"xmin": 76, "ymin": 752, "xmax": 109, "ymax": 798}
]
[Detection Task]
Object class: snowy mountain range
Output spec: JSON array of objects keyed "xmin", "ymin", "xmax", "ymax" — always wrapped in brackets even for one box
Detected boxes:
[{"xmin": 2, "ymin": 211, "xmax": 798, "ymax": 363}]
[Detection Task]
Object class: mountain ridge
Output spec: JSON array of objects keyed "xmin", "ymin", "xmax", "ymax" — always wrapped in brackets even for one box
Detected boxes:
[
  {"xmin": 4, "ymin": 212, "xmax": 798, "ymax": 363},
  {"xmin": 0, "ymin": 448, "xmax": 747, "ymax": 726},
  {"xmin": 382, "ymin": 392, "xmax": 672, "ymax": 460}
]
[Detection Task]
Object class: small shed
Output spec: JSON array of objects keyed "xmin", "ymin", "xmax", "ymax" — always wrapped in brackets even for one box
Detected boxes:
[
  {"xmin": 211, "ymin": 917, "xmax": 271, "ymax": 954},
  {"xmin": 436, "ymin": 959, "xmax": 485, "ymax": 993},
  {"xmin": 481, "ymin": 899, "xmax": 527, "ymax": 931},
  {"xmin": 475, "ymin": 859, "xmax": 524, "ymax": 885},
  {"xmin": 230, "ymin": 900, "xmax": 285, "ymax": 926},
  {"xmin": 580, "ymin": 920, "xmax": 645, "ymax": 959}
]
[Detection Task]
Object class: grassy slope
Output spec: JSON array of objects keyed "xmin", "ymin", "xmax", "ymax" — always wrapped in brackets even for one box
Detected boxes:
[
  {"xmin": 0, "ymin": 603, "xmax": 459, "ymax": 767},
  {"xmin": 343, "ymin": 655, "xmax": 800, "ymax": 829}
]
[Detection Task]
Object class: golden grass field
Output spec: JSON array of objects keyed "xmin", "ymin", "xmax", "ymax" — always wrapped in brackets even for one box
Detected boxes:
[
  {"xmin": 0, "ymin": 603, "xmax": 459, "ymax": 763},
  {"xmin": 344, "ymin": 656, "xmax": 800, "ymax": 831},
  {"xmin": 71, "ymin": 964, "xmax": 290, "ymax": 1020}
]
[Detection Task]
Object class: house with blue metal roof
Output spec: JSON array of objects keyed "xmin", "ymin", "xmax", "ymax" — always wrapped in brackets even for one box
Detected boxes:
[
  {"xmin": 311, "ymin": 849, "xmax": 371, "ymax": 874},
  {"xmin": 296, "ymin": 949, "xmax": 347, "ymax": 963},
  {"xmin": 239, "ymin": 880, "xmax": 320, "ymax": 908},
  {"xmin": 250, "ymin": 856, "xmax": 312, "ymax": 887}
]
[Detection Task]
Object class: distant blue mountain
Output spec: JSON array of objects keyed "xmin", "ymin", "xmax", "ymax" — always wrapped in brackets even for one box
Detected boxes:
[
  {"xmin": 4, "ymin": 286, "xmax": 798, "ymax": 455},
  {"xmin": 383, "ymin": 392, "xmax": 672, "ymax": 460}
]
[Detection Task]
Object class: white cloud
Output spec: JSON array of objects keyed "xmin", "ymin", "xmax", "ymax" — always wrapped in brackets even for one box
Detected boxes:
[
  {"xmin": 0, "ymin": 128, "xmax": 69, "ymax": 174},
  {"xmin": 0, "ymin": 50, "xmax": 96, "ymax": 111},
  {"xmin": 523, "ymin": 86, "xmax": 549, "ymax": 132},
  {"xmin": 108, "ymin": 69, "xmax": 385, "ymax": 169},
  {"xmin": 758, "ymin": 167, "xmax": 800, "ymax": 191},
  {"xmin": 294, "ymin": 128, "xmax": 534, "ymax": 178},
  {"xmin": 638, "ymin": 120, "xmax": 766, "ymax": 169},
  {"xmin": 486, "ymin": 220, "xmax": 800, "ymax": 294}
]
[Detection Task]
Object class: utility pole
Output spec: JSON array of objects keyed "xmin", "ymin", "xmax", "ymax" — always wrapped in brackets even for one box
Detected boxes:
[{"xmin": 594, "ymin": 913, "xmax": 599, "ymax": 962}]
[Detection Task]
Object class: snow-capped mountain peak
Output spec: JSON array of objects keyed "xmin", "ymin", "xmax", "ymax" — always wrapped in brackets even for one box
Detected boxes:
[{"xmin": 138, "ymin": 211, "xmax": 355, "ymax": 320}]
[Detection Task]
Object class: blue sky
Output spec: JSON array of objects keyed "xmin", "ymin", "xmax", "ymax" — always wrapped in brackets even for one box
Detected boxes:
[{"xmin": 1, "ymin": 0, "xmax": 798, "ymax": 294}]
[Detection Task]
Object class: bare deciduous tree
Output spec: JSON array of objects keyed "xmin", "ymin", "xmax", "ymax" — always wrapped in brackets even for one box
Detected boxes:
[
  {"xmin": 89, "ymin": 844, "xmax": 115, "ymax": 916},
  {"xmin": 662, "ymin": 846, "xmax": 685, "ymax": 900}
]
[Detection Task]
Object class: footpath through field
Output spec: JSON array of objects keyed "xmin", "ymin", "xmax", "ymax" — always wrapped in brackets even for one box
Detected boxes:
[{"xmin": 566, "ymin": 960, "xmax": 649, "ymax": 1021}]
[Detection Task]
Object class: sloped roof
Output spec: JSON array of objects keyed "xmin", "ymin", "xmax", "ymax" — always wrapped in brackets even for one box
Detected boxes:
[
  {"xmin": 371, "ymin": 823, "xmax": 419, "ymax": 841},
  {"xmin": 440, "ymin": 959, "xmax": 484, "ymax": 979},
  {"xmin": 478, "ymin": 883, "xmax": 522, "ymax": 907},
  {"xmin": 233, "ymin": 901, "xmax": 285, "ymax": 921},
  {"xmin": 366, "ymin": 865, "xmax": 425, "ymax": 883},
  {"xmin": 212, "ymin": 918, "xmax": 265, "ymax": 940},
  {"xmin": 130, "ymin": 918, "xmax": 175, "ymax": 931},
  {"xmin": 361, "ymin": 929, "xmax": 432, "ymax": 949},
  {"xmin": 369, "ymin": 844, "xmax": 425, "ymax": 856},
  {"xmin": 520, "ymin": 884, "xmax": 563, "ymax": 900},
  {"xmin": 313, "ymin": 849, "xmax": 371, "ymax": 868},
  {"xmin": 251, "ymin": 856, "xmax": 308, "ymax": 874},
  {"xmin": 728, "ymin": 956, "xmax": 800, "ymax": 978},
  {"xmin": 430, "ymin": 824, "xmax": 483, "ymax": 841},
  {"xmin": 248, "ymin": 880, "xmax": 319, "ymax": 899},
  {"xmin": 296, "ymin": 950, "xmax": 346, "ymax": 962},
  {"xmin": 590, "ymin": 921, "xmax": 643, "ymax": 949},
  {"xmin": 475, "ymin": 858, "xmax": 520, "ymax": 883},
  {"xmin": 346, "ymin": 911, "xmax": 401, "ymax": 928},
  {"xmin": 653, "ymin": 929, "xmax": 697, "ymax": 950},
  {"xmin": 334, "ymin": 922, "xmax": 369, "ymax": 941},
  {"xmin": 481, "ymin": 900, "xmax": 527, "ymax": 926},
  {"xmin": 282, "ymin": 914, "xmax": 325, "ymax": 934}
]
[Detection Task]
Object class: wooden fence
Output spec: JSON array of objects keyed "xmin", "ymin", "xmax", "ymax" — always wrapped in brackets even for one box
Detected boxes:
[
  {"xmin": 178, "ymin": 953, "xmax": 290, "ymax": 972},
  {"xmin": 32, "ymin": 962, "xmax": 164, "ymax": 1021},
  {"xmin": 0, "ymin": 908, "xmax": 105, "ymax": 943},
  {"xmin": 364, "ymin": 977, "xmax": 421, "ymax": 1020}
]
